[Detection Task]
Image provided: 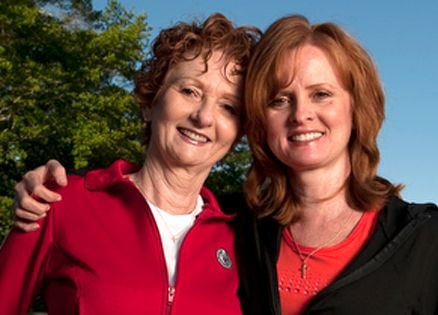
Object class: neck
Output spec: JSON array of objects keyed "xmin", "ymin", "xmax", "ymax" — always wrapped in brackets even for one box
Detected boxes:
[
  {"xmin": 132, "ymin": 157, "xmax": 209, "ymax": 215},
  {"xmin": 288, "ymin": 160, "xmax": 362, "ymax": 247},
  {"xmin": 291, "ymin": 160, "xmax": 350, "ymax": 213}
]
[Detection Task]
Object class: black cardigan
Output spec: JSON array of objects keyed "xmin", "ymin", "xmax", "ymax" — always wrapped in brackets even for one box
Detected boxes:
[{"xmin": 221, "ymin": 195, "xmax": 438, "ymax": 315}]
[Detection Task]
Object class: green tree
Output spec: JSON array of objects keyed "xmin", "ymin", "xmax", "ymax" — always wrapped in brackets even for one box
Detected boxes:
[
  {"xmin": 0, "ymin": 0, "xmax": 150, "ymax": 238},
  {"xmin": 206, "ymin": 138, "xmax": 252, "ymax": 194}
]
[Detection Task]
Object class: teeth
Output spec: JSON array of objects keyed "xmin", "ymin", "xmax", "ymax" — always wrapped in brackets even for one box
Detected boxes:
[
  {"xmin": 179, "ymin": 128, "xmax": 209, "ymax": 143},
  {"xmin": 291, "ymin": 132, "xmax": 323, "ymax": 142}
]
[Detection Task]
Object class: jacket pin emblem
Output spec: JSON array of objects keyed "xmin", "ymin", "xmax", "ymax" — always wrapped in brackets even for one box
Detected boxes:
[{"xmin": 216, "ymin": 248, "xmax": 232, "ymax": 269}]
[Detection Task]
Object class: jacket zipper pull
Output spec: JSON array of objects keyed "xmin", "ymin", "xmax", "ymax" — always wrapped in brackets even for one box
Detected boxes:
[{"xmin": 168, "ymin": 286, "xmax": 175, "ymax": 305}]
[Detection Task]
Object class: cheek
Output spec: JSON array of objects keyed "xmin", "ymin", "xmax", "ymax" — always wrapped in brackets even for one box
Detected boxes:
[
  {"xmin": 325, "ymin": 102, "xmax": 352, "ymax": 127},
  {"xmin": 266, "ymin": 113, "xmax": 284, "ymax": 140},
  {"xmin": 218, "ymin": 117, "xmax": 240, "ymax": 145},
  {"xmin": 339, "ymin": 108, "xmax": 353, "ymax": 135},
  {"xmin": 328, "ymin": 109, "xmax": 353, "ymax": 144},
  {"xmin": 265, "ymin": 123, "xmax": 283, "ymax": 154},
  {"xmin": 155, "ymin": 90, "xmax": 187, "ymax": 118}
]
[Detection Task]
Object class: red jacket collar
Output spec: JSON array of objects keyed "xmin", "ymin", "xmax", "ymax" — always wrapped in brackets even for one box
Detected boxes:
[
  {"xmin": 83, "ymin": 159, "xmax": 234, "ymax": 219},
  {"xmin": 85, "ymin": 160, "xmax": 139, "ymax": 190}
]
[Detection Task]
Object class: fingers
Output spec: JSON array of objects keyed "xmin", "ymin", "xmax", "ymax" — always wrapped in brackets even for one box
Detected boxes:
[
  {"xmin": 15, "ymin": 207, "xmax": 47, "ymax": 221},
  {"xmin": 13, "ymin": 186, "xmax": 50, "ymax": 220},
  {"xmin": 14, "ymin": 220, "xmax": 40, "ymax": 232},
  {"xmin": 12, "ymin": 159, "xmax": 68, "ymax": 232},
  {"xmin": 18, "ymin": 159, "xmax": 67, "ymax": 202},
  {"xmin": 12, "ymin": 188, "xmax": 49, "ymax": 232},
  {"xmin": 21, "ymin": 165, "xmax": 55, "ymax": 196},
  {"xmin": 29, "ymin": 184, "xmax": 62, "ymax": 203},
  {"xmin": 46, "ymin": 159, "xmax": 68, "ymax": 186},
  {"xmin": 13, "ymin": 188, "xmax": 49, "ymax": 232},
  {"xmin": 14, "ymin": 180, "xmax": 55, "ymax": 209}
]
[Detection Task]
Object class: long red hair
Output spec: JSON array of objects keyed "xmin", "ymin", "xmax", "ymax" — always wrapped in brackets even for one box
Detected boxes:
[{"xmin": 244, "ymin": 15, "xmax": 402, "ymax": 225}]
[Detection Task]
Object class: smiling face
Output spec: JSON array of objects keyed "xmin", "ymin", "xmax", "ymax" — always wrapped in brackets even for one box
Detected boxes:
[
  {"xmin": 146, "ymin": 50, "xmax": 242, "ymax": 173},
  {"xmin": 266, "ymin": 44, "xmax": 353, "ymax": 173}
]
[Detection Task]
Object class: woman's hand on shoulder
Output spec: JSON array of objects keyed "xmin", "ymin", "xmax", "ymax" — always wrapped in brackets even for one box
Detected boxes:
[{"xmin": 13, "ymin": 159, "xmax": 68, "ymax": 232}]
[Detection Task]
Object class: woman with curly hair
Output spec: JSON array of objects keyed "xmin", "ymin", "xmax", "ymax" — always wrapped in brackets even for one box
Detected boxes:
[{"xmin": 0, "ymin": 13, "xmax": 259, "ymax": 315}]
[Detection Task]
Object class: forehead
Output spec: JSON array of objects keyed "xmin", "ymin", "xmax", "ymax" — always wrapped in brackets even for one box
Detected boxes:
[
  {"xmin": 165, "ymin": 50, "xmax": 243, "ymax": 86},
  {"xmin": 276, "ymin": 44, "xmax": 345, "ymax": 88}
]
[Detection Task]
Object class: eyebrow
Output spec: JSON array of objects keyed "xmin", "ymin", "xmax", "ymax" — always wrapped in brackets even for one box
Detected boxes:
[
  {"xmin": 167, "ymin": 75, "xmax": 200, "ymax": 84},
  {"xmin": 305, "ymin": 82, "xmax": 336, "ymax": 89},
  {"xmin": 223, "ymin": 93, "xmax": 242, "ymax": 105},
  {"xmin": 172, "ymin": 76, "xmax": 242, "ymax": 100},
  {"xmin": 276, "ymin": 82, "xmax": 337, "ymax": 93}
]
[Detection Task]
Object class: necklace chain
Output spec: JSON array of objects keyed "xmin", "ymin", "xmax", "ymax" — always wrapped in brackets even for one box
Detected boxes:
[
  {"xmin": 131, "ymin": 173, "xmax": 198, "ymax": 243},
  {"xmin": 151, "ymin": 203, "xmax": 194, "ymax": 243},
  {"xmin": 289, "ymin": 210, "xmax": 355, "ymax": 279}
]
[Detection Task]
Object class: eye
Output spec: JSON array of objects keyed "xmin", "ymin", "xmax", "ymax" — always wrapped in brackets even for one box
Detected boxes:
[
  {"xmin": 312, "ymin": 90, "xmax": 332, "ymax": 101},
  {"xmin": 181, "ymin": 87, "xmax": 199, "ymax": 97},
  {"xmin": 222, "ymin": 103, "xmax": 240, "ymax": 117},
  {"xmin": 268, "ymin": 95, "xmax": 291, "ymax": 108}
]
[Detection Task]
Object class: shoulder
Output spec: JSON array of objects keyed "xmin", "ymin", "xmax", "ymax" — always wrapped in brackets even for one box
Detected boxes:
[
  {"xmin": 411, "ymin": 200, "xmax": 438, "ymax": 235},
  {"xmin": 48, "ymin": 160, "xmax": 138, "ymax": 198},
  {"xmin": 403, "ymin": 200, "xmax": 438, "ymax": 274},
  {"xmin": 43, "ymin": 174, "xmax": 89, "ymax": 224},
  {"xmin": 46, "ymin": 173, "xmax": 86, "ymax": 199},
  {"xmin": 384, "ymin": 196, "xmax": 438, "ymax": 244},
  {"xmin": 380, "ymin": 196, "xmax": 437, "ymax": 224},
  {"xmin": 407, "ymin": 199, "xmax": 438, "ymax": 239},
  {"xmin": 43, "ymin": 173, "xmax": 85, "ymax": 199}
]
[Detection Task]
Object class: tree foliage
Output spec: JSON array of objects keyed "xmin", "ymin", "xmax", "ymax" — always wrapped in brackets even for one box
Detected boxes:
[
  {"xmin": 206, "ymin": 138, "xmax": 252, "ymax": 194},
  {"xmin": 0, "ymin": 0, "xmax": 149, "ymax": 238}
]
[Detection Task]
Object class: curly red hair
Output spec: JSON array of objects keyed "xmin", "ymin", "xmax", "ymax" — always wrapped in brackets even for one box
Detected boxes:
[{"xmin": 134, "ymin": 13, "xmax": 260, "ymax": 143}]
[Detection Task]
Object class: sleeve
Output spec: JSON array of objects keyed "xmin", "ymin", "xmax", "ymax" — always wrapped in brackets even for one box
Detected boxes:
[{"xmin": 0, "ymin": 212, "xmax": 54, "ymax": 315}]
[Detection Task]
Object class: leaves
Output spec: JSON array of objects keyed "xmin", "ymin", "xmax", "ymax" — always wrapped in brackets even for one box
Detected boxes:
[
  {"xmin": 0, "ymin": 0, "xmax": 149, "ymax": 238},
  {"xmin": 0, "ymin": 196, "xmax": 14, "ymax": 242},
  {"xmin": 206, "ymin": 137, "xmax": 251, "ymax": 194}
]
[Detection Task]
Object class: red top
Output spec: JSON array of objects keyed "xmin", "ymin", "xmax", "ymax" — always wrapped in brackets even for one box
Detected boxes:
[
  {"xmin": 277, "ymin": 210, "xmax": 379, "ymax": 315},
  {"xmin": 0, "ymin": 160, "xmax": 242, "ymax": 315}
]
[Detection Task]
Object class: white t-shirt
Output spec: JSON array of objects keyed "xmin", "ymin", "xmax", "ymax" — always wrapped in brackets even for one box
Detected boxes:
[{"xmin": 147, "ymin": 196, "xmax": 204, "ymax": 285}]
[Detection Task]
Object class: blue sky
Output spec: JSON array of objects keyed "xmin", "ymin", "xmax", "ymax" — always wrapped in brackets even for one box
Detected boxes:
[{"xmin": 93, "ymin": 0, "xmax": 437, "ymax": 203}]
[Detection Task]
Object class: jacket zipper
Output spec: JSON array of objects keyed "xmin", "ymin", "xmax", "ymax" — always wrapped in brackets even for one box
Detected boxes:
[
  {"xmin": 132, "ymin": 185, "xmax": 231, "ymax": 315},
  {"xmin": 166, "ymin": 214, "xmax": 202, "ymax": 315},
  {"xmin": 167, "ymin": 207, "xmax": 227, "ymax": 314},
  {"xmin": 131, "ymin": 184, "xmax": 174, "ymax": 315},
  {"xmin": 166, "ymin": 286, "xmax": 175, "ymax": 314}
]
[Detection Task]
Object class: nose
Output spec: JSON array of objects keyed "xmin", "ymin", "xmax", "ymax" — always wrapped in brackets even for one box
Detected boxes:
[
  {"xmin": 289, "ymin": 97, "xmax": 314, "ymax": 124},
  {"xmin": 190, "ymin": 98, "xmax": 214, "ymax": 127}
]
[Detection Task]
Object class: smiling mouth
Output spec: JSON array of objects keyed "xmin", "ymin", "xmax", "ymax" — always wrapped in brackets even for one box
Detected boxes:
[
  {"xmin": 178, "ymin": 128, "xmax": 210, "ymax": 143},
  {"xmin": 289, "ymin": 132, "xmax": 324, "ymax": 142}
]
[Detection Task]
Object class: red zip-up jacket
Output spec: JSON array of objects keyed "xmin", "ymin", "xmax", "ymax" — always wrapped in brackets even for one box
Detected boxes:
[{"xmin": 0, "ymin": 160, "xmax": 242, "ymax": 315}]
